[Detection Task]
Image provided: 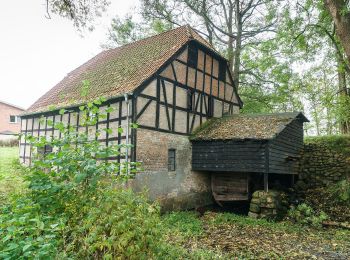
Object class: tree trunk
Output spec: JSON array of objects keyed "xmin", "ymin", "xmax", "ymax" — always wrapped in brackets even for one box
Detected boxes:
[
  {"xmin": 338, "ymin": 59, "xmax": 349, "ymax": 133},
  {"xmin": 325, "ymin": 0, "xmax": 350, "ymax": 65},
  {"xmin": 232, "ymin": 0, "xmax": 242, "ymax": 90}
]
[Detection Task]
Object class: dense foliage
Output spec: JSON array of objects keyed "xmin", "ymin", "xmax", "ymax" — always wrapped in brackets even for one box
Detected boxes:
[
  {"xmin": 305, "ymin": 134, "xmax": 350, "ymax": 157},
  {"xmin": 288, "ymin": 203, "xmax": 329, "ymax": 227},
  {"xmin": 0, "ymin": 98, "xmax": 170, "ymax": 259},
  {"xmin": 101, "ymin": 0, "xmax": 350, "ymax": 135}
]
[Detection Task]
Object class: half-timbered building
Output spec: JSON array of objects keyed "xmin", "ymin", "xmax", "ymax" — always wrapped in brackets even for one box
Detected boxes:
[
  {"xmin": 20, "ymin": 25, "xmax": 307, "ymax": 210},
  {"xmin": 20, "ymin": 25, "xmax": 241, "ymax": 210}
]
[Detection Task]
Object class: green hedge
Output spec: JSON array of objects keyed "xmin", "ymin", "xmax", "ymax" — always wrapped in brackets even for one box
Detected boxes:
[{"xmin": 304, "ymin": 135, "xmax": 350, "ymax": 157}]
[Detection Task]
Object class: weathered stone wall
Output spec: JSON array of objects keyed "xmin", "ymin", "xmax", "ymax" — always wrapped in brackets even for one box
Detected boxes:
[
  {"xmin": 298, "ymin": 143, "xmax": 350, "ymax": 188},
  {"xmin": 248, "ymin": 190, "xmax": 288, "ymax": 219},
  {"xmin": 129, "ymin": 128, "xmax": 212, "ymax": 211}
]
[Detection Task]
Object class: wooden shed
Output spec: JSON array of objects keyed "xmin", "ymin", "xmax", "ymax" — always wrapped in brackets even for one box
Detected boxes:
[{"xmin": 190, "ymin": 112, "xmax": 309, "ymax": 204}]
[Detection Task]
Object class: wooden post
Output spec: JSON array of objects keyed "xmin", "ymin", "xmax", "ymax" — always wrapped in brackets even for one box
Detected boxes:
[
  {"xmin": 264, "ymin": 142, "xmax": 269, "ymax": 192},
  {"xmin": 264, "ymin": 173, "xmax": 268, "ymax": 192}
]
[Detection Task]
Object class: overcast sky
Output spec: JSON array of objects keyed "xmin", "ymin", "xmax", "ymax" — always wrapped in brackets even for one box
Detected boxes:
[{"xmin": 0, "ymin": 0, "xmax": 136, "ymax": 109}]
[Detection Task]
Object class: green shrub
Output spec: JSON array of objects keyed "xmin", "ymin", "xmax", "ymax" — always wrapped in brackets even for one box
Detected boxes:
[
  {"xmin": 162, "ymin": 211, "xmax": 204, "ymax": 238},
  {"xmin": 288, "ymin": 203, "xmax": 328, "ymax": 227},
  {"xmin": 304, "ymin": 135, "xmax": 350, "ymax": 157},
  {"xmin": 0, "ymin": 97, "xmax": 175, "ymax": 259},
  {"xmin": 329, "ymin": 180, "xmax": 350, "ymax": 203},
  {"xmin": 66, "ymin": 188, "xmax": 166, "ymax": 259},
  {"xmin": 0, "ymin": 197, "xmax": 63, "ymax": 259}
]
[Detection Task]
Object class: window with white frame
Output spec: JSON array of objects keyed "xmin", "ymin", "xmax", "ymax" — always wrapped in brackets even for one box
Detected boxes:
[{"xmin": 9, "ymin": 115, "xmax": 20, "ymax": 123}]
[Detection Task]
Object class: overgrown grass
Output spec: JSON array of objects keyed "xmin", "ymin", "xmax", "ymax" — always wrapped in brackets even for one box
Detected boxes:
[
  {"xmin": 0, "ymin": 147, "xmax": 25, "ymax": 205},
  {"xmin": 305, "ymin": 135, "xmax": 350, "ymax": 157},
  {"xmin": 162, "ymin": 211, "xmax": 204, "ymax": 238}
]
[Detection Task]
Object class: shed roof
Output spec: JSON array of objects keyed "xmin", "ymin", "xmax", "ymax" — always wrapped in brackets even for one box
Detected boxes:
[
  {"xmin": 190, "ymin": 112, "xmax": 309, "ymax": 141},
  {"xmin": 26, "ymin": 25, "xmax": 218, "ymax": 114}
]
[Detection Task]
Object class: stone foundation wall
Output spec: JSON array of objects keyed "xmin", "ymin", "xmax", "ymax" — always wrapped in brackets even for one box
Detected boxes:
[
  {"xmin": 129, "ymin": 128, "xmax": 212, "ymax": 212},
  {"xmin": 298, "ymin": 143, "xmax": 350, "ymax": 188},
  {"xmin": 248, "ymin": 190, "xmax": 288, "ymax": 219}
]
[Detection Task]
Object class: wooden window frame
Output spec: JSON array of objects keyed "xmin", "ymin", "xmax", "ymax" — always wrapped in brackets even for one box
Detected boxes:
[
  {"xmin": 218, "ymin": 60, "xmax": 226, "ymax": 81},
  {"xmin": 168, "ymin": 149, "xmax": 176, "ymax": 171},
  {"xmin": 187, "ymin": 44, "xmax": 198, "ymax": 68},
  {"xmin": 187, "ymin": 89, "xmax": 196, "ymax": 112},
  {"xmin": 208, "ymin": 96, "xmax": 214, "ymax": 117}
]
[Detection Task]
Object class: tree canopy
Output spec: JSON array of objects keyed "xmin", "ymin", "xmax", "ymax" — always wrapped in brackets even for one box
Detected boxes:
[{"xmin": 43, "ymin": 0, "xmax": 350, "ymax": 135}]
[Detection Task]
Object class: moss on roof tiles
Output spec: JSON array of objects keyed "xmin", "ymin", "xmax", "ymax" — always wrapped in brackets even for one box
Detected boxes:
[
  {"xmin": 27, "ymin": 25, "xmax": 217, "ymax": 114},
  {"xmin": 190, "ymin": 112, "xmax": 308, "ymax": 141}
]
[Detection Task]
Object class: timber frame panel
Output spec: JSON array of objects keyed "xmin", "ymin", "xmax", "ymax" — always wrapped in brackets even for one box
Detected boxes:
[
  {"xmin": 20, "ymin": 96, "xmax": 134, "ymax": 165},
  {"xmin": 134, "ymin": 40, "xmax": 241, "ymax": 136}
]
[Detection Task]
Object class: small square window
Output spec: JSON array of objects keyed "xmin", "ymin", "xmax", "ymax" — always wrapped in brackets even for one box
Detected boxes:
[
  {"xmin": 168, "ymin": 149, "xmax": 176, "ymax": 171},
  {"xmin": 9, "ymin": 115, "xmax": 18, "ymax": 123}
]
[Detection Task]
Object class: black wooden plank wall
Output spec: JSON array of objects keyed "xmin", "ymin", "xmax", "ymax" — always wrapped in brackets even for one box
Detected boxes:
[
  {"xmin": 192, "ymin": 140, "xmax": 267, "ymax": 172},
  {"xmin": 268, "ymin": 119, "xmax": 304, "ymax": 174}
]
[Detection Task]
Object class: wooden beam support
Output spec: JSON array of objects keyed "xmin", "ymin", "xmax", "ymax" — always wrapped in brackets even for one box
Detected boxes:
[
  {"xmin": 155, "ymin": 78, "xmax": 160, "ymax": 129},
  {"xmin": 136, "ymin": 99, "xmax": 152, "ymax": 120},
  {"xmin": 264, "ymin": 143, "xmax": 270, "ymax": 192},
  {"xmin": 118, "ymin": 101, "xmax": 122, "ymax": 164},
  {"xmin": 161, "ymin": 80, "xmax": 172, "ymax": 130},
  {"xmin": 23, "ymin": 117, "xmax": 28, "ymax": 163},
  {"xmin": 264, "ymin": 173, "xmax": 269, "ymax": 192}
]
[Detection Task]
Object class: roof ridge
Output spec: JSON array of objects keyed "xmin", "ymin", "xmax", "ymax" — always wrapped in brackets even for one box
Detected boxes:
[
  {"xmin": 0, "ymin": 100, "xmax": 25, "ymax": 110},
  {"xmin": 105, "ymin": 25, "xmax": 191, "ymax": 53}
]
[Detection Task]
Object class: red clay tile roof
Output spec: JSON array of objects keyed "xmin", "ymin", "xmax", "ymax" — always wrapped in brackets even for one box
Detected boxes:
[
  {"xmin": 26, "ymin": 25, "xmax": 217, "ymax": 114},
  {"xmin": 190, "ymin": 112, "xmax": 308, "ymax": 141}
]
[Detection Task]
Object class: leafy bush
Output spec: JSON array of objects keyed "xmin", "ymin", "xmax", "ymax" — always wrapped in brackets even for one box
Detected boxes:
[
  {"xmin": 0, "ymin": 197, "xmax": 62, "ymax": 259},
  {"xmin": 0, "ymin": 97, "xmax": 174, "ymax": 259},
  {"xmin": 288, "ymin": 203, "xmax": 328, "ymax": 227},
  {"xmin": 67, "ymin": 188, "xmax": 165, "ymax": 259},
  {"xmin": 304, "ymin": 135, "xmax": 350, "ymax": 158},
  {"xmin": 329, "ymin": 180, "xmax": 350, "ymax": 204}
]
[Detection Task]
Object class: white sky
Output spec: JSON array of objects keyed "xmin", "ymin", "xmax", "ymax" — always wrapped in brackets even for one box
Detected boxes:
[{"xmin": 0, "ymin": 0, "xmax": 137, "ymax": 109}]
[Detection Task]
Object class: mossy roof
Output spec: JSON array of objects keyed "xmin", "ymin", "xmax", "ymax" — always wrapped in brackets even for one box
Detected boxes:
[
  {"xmin": 26, "ymin": 25, "xmax": 216, "ymax": 114},
  {"xmin": 190, "ymin": 112, "xmax": 309, "ymax": 141}
]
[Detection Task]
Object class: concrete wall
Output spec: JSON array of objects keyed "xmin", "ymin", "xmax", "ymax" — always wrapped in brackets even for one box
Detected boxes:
[{"xmin": 130, "ymin": 128, "xmax": 212, "ymax": 211}]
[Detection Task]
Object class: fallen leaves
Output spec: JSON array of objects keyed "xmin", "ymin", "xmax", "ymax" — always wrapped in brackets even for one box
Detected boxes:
[{"xmin": 167, "ymin": 212, "xmax": 350, "ymax": 259}]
